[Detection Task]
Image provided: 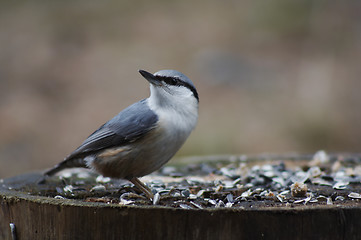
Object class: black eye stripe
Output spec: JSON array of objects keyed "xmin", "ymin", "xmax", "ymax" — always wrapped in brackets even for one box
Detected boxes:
[
  {"xmin": 157, "ymin": 76, "xmax": 181, "ymax": 86},
  {"xmin": 156, "ymin": 76, "xmax": 199, "ymax": 102}
]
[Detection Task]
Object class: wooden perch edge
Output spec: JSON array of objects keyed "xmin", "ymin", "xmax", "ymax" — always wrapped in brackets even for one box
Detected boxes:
[{"xmin": 1, "ymin": 172, "xmax": 361, "ymax": 240}]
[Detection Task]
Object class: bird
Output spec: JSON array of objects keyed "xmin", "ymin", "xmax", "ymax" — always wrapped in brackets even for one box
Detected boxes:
[{"xmin": 44, "ymin": 69, "xmax": 199, "ymax": 199}]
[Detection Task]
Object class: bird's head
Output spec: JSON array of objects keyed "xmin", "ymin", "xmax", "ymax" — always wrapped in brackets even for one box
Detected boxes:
[{"xmin": 139, "ymin": 69, "xmax": 199, "ymax": 109}]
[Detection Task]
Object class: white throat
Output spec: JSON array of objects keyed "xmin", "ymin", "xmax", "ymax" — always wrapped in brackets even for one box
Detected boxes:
[{"xmin": 148, "ymin": 85, "xmax": 199, "ymax": 134}]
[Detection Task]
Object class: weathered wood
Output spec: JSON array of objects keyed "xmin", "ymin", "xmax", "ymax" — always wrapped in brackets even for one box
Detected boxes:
[{"xmin": 1, "ymin": 173, "xmax": 361, "ymax": 240}]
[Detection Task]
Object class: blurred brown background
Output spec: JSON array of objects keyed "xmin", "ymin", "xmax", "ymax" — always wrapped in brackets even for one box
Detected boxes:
[{"xmin": 1, "ymin": 1, "xmax": 361, "ymax": 178}]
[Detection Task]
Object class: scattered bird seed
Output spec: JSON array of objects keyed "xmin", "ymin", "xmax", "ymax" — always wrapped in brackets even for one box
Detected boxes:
[
  {"xmin": 207, "ymin": 199, "xmax": 217, "ymax": 205},
  {"xmin": 308, "ymin": 166, "xmax": 322, "ymax": 178},
  {"xmin": 241, "ymin": 189, "xmax": 252, "ymax": 198},
  {"xmin": 153, "ymin": 192, "xmax": 161, "ymax": 205},
  {"xmin": 333, "ymin": 181, "xmax": 349, "ymax": 190},
  {"xmin": 312, "ymin": 178, "xmax": 333, "ymax": 186},
  {"xmin": 294, "ymin": 195, "xmax": 312, "ymax": 205},
  {"xmin": 226, "ymin": 193, "xmax": 234, "ymax": 203},
  {"xmin": 225, "ymin": 202, "xmax": 233, "ymax": 208},
  {"xmin": 215, "ymin": 185, "xmax": 223, "ymax": 192},
  {"xmin": 276, "ymin": 194, "xmax": 285, "ymax": 203},
  {"xmin": 189, "ymin": 194, "xmax": 197, "ymax": 200},
  {"xmin": 54, "ymin": 195, "xmax": 65, "ymax": 199},
  {"xmin": 309, "ymin": 150, "xmax": 330, "ymax": 166},
  {"xmin": 196, "ymin": 189, "xmax": 205, "ymax": 197},
  {"xmin": 22, "ymin": 151, "xmax": 361, "ymax": 209},
  {"xmin": 348, "ymin": 192, "xmax": 361, "ymax": 199},
  {"xmin": 120, "ymin": 192, "xmax": 146, "ymax": 200},
  {"xmin": 90, "ymin": 185, "xmax": 106, "ymax": 192},
  {"xmin": 96, "ymin": 175, "xmax": 111, "ymax": 183},
  {"xmin": 335, "ymin": 196, "xmax": 345, "ymax": 201},
  {"xmin": 119, "ymin": 199, "xmax": 135, "ymax": 205},
  {"xmin": 215, "ymin": 200, "xmax": 225, "ymax": 208},
  {"xmin": 179, "ymin": 203, "xmax": 193, "ymax": 209},
  {"xmin": 190, "ymin": 201, "xmax": 203, "ymax": 209},
  {"xmin": 181, "ymin": 189, "xmax": 190, "ymax": 197},
  {"xmin": 63, "ymin": 185, "xmax": 74, "ymax": 193}
]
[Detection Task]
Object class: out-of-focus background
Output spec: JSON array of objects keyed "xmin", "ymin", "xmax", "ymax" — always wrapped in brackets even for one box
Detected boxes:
[{"xmin": 1, "ymin": 1, "xmax": 360, "ymax": 178}]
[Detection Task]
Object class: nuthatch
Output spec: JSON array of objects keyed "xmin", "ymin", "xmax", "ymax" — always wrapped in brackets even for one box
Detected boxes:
[{"xmin": 44, "ymin": 69, "xmax": 199, "ymax": 199}]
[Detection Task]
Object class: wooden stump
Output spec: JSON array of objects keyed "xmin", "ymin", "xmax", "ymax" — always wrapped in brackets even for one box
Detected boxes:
[{"xmin": 1, "ymin": 172, "xmax": 361, "ymax": 240}]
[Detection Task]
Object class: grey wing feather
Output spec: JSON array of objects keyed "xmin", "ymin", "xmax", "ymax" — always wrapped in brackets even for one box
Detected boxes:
[{"xmin": 66, "ymin": 99, "xmax": 158, "ymax": 160}]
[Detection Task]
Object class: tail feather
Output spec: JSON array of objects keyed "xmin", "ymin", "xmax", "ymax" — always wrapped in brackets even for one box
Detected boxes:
[{"xmin": 44, "ymin": 157, "xmax": 87, "ymax": 176}]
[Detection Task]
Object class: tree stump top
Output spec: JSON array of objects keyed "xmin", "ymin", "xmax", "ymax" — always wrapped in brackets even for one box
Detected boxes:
[{"xmin": 1, "ymin": 153, "xmax": 361, "ymax": 239}]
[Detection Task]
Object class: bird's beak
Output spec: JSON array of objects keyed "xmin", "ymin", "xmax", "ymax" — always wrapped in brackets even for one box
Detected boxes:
[{"xmin": 139, "ymin": 70, "xmax": 162, "ymax": 86}]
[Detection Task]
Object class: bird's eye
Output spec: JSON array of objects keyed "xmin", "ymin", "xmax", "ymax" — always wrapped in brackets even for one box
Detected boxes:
[
  {"xmin": 163, "ymin": 77, "xmax": 178, "ymax": 85},
  {"xmin": 159, "ymin": 76, "xmax": 180, "ymax": 86},
  {"xmin": 170, "ymin": 78, "xmax": 177, "ymax": 85}
]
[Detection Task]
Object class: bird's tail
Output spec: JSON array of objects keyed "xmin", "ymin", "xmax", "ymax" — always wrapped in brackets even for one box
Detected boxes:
[{"xmin": 44, "ymin": 158, "xmax": 87, "ymax": 176}]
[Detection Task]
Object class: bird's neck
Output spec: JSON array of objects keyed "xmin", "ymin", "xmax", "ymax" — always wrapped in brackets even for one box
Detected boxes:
[{"xmin": 147, "ymin": 91, "xmax": 198, "ymax": 133}]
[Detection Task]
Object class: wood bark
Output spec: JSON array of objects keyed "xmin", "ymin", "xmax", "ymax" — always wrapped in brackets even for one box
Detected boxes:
[{"xmin": 1, "ymin": 186, "xmax": 361, "ymax": 240}]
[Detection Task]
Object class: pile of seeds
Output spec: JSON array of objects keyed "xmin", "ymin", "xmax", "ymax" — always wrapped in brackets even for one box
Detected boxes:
[{"xmin": 34, "ymin": 151, "xmax": 361, "ymax": 209}]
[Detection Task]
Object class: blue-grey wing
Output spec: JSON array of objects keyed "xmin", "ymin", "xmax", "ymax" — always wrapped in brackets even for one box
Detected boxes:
[{"xmin": 66, "ymin": 99, "xmax": 158, "ymax": 159}]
